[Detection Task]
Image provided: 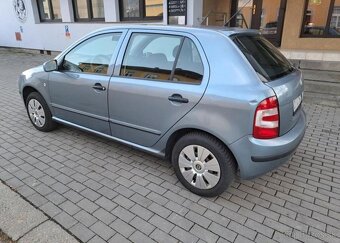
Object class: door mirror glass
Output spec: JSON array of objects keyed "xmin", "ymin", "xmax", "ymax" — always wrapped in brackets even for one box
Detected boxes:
[{"xmin": 43, "ymin": 60, "xmax": 58, "ymax": 72}]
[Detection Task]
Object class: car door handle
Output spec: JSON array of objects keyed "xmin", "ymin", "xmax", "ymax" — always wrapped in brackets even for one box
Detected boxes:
[
  {"xmin": 168, "ymin": 94, "xmax": 189, "ymax": 103},
  {"xmin": 92, "ymin": 83, "xmax": 106, "ymax": 91}
]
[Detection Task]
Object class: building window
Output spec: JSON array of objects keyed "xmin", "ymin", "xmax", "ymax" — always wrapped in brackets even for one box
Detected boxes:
[
  {"xmin": 73, "ymin": 0, "xmax": 105, "ymax": 21},
  {"xmin": 301, "ymin": 0, "xmax": 340, "ymax": 37},
  {"xmin": 37, "ymin": 0, "xmax": 62, "ymax": 22},
  {"xmin": 119, "ymin": 0, "xmax": 163, "ymax": 21},
  {"xmin": 330, "ymin": 6, "xmax": 340, "ymax": 32}
]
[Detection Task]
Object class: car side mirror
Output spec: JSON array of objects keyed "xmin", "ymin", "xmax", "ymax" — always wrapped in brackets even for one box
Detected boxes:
[{"xmin": 43, "ymin": 60, "xmax": 58, "ymax": 72}]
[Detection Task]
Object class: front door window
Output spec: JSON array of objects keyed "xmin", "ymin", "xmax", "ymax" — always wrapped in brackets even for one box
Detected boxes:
[{"xmin": 62, "ymin": 33, "xmax": 122, "ymax": 75}]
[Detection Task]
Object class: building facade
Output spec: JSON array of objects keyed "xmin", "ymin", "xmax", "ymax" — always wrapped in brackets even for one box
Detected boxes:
[{"xmin": 1, "ymin": 0, "xmax": 340, "ymax": 61}]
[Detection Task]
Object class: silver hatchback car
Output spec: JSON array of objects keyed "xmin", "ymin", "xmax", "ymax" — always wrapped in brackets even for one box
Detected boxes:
[{"xmin": 19, "ymin": 25, "xmax": 306, "ymax": 197}]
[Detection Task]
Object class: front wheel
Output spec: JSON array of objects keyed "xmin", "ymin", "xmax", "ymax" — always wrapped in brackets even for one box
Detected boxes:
[
  {"xmin": 26, "ymin": 92, "xmax": 57, "ymax": 132},
  {"xmin": 172, "ymin": 132, "xmax": 236, "ymax": 197}
]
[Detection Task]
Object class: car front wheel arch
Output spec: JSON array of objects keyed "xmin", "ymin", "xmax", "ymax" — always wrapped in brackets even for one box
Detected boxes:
[{"xmin": 23, "ymin": 86, "xmax": 39, "ymax": 103}]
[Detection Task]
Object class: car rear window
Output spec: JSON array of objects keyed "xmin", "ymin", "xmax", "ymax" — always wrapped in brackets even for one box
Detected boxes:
[{"xmin": 232, "ymin": 35, "xmax": 294, "ymax": 81}]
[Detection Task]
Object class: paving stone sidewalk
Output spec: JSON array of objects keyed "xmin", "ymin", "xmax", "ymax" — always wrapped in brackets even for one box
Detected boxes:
[
  {"xmin": 0, "ymin": 181, "xmax": 77, "ymax": 243},
  {"xmin": 0, "ymin": 48, "xmax": 340, "ymax": 243}
]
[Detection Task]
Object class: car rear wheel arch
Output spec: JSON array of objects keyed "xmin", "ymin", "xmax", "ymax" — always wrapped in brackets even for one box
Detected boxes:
[
  {"xmin": 165, "ymin": 128, "xmax": 239, "ymax": 169},
  {"xmin": 170, "ymin": 130, "xmax": 238, "ymax": 196}
]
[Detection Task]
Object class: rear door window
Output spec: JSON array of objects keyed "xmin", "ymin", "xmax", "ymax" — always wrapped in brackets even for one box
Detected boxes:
[
  {"xmin": 120, "ymin": 33, "xmax": 181, "ymax": 81},
  {"xmin": 233, "ymin": 35, "xmax": 294, "ymax": 81},
  {"xmin": 120, "ymin": 33, "xmax": 204, "ymax": 84},
  {"xmin": 173, "ymin": 38, "xmax": 204, "ymax": 84}
]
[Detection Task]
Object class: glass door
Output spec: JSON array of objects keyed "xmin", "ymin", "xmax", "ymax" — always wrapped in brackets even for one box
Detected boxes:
[
  {"xmin": 234, "ymin": 0, "xmax": 287, "ymax": 47},
  {"xmin": 252, "ymin": 0, "xmax": 287, "ymax": 47},
  {"xmin": 235, "ymin": 0, "xmax": 254, "ymax": 28}
]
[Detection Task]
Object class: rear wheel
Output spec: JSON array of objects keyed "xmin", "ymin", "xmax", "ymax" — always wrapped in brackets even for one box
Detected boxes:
[
  {"xmin": 172, "ymin": 132, "xmax": 236, "ymax": 197},
  {"xmin": 26, "ymin": 92, "xmax": 57, "ymax": 132}
]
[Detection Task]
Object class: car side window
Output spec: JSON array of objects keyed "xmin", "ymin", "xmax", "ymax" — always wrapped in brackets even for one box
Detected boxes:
[
  {"xmin": 120, "ymin": 33, "xmax": 204, "ymax": 84},
  {"xmin": 173, "ymin": 38, "xmax": 204, "ymax": 84},
  {"xmin": 62, "ymin": 33, "xmax": 122, "ymax": 75},
  {"xmin": 120, "ymin": 33, "xmax": 182, "ymax": 81}
]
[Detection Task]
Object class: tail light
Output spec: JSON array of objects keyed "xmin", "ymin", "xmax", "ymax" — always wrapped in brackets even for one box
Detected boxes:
[{"xmin": 253, "ymin": 96, "xmax": 279, "ymax": 139}]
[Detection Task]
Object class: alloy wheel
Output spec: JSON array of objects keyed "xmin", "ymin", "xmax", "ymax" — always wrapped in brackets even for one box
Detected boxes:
[
  {"xmin": 27, "ymin": 99, "xmax": 46, "ymax": 128},
  {"xmin": 178, "ymin": 145, "xmax": 221, "ymax": 189}
]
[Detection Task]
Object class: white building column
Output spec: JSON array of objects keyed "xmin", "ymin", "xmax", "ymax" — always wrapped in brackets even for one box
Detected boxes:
[
  {"xmin": 29, "ymin": 0, "xmax": 40, "ymax": 23},
  {"xmin": 104, "ymin": 0, "xmax": 120, "ymax": 22},
  {"xmin": 163, "ymin": 0, "xmax": 168, "ymax": 25},
  {"xmin": 187, "ymin": 0, "xmax": 203, "ymax": 26},
  {"xmin": 60, "ymin": 0, "xmax": 74, "ymax": 22}
]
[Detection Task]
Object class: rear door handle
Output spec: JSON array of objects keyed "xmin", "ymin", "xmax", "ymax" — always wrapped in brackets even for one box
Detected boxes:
[
  {"xmin": 168, "ymin": 94, "xmax": 189, "ymax": 103},
  {"xmin": 92, "ymin": 83, "xmax": 106, "ymax": 91}
]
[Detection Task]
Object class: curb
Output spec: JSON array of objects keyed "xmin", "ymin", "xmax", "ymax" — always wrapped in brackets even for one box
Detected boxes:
[{"xmin": 0, "ymin": 182, "xmax": 78, "ymax": 243}]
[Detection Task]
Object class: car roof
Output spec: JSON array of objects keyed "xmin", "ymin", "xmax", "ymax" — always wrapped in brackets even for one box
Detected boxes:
[{"xmin": 93, "ymin": 24, "xmax": 259, "ymax": 37}]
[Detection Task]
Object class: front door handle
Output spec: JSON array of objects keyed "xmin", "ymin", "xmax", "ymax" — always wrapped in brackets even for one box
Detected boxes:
[
  {"xmin": 168, "ymin": 94, "xmax": 189, "ymax": 103},
  {"xmin": 92, "ymin": 83, "xmax": 106, "ymax": 91}
]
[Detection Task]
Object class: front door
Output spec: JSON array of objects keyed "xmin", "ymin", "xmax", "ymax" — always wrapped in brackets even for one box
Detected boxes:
[
  {"xmin": 108, "ymin": 30, "xmax": 209, "ymax": 147},
  {"xmin": 235, "ymin": 0, "xmax": 287, "ymax": 47},
  {"xmin": 49, "ymin": 32, "xmax": 124, "ymax": 134}
]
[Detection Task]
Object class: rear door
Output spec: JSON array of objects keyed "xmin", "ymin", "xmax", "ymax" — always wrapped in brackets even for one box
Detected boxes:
[
  {"xmin": 108, "ymin": 30, "xmax": 209, "ymax": 147},
  {"xmin": 232, "ymin": 34, "xmax": 303, "ymax": 135}
]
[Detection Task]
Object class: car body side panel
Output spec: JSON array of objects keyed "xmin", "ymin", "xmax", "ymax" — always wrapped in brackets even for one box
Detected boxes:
[
  {"xmin": 265, "ymin": 70, "xmax": 304, "ymax": 135},
  {"xmin": 230, "ymin": 110, "xmax": 306, "ymax": 179},
  {"xmin": 108, "ymin": 29, "xmax": 210, "ymax": 147},
  {"xmin": 18, "ymin": 26, "xmax": 306, "ymax": 182},
  {"xmin": 152, "ymin": 32, "xmax": 275, "ymax": 153},
  {"xmin": 19, "ymin": 66, "xmax": 53, "ymax": 111},
  {"xmin": 49, "ymin": 72, "xmax": 111, "ymax": 134}
]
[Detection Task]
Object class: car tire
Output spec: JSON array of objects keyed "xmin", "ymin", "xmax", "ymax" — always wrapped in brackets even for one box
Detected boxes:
[
  {"xmin": 172, "ymin": 132, "xmax": 236, "ymax": 197},
  {"xmin": 25, "ymin": 92, "xmax": 57, "ymax": 132}
]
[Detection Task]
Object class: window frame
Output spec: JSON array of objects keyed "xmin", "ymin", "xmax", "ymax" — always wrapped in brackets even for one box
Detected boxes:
[
  {"xmin": 37, "ymin": 0, "xmax": 62, "ymax": 22},
  {"xmin": 119, "ymin": 0, "xmax": 163, "ymax": 22},
  {"xmin": 300, "ymin": 0, "xmax": 340, "ymax": 38},
  {"xmin": 73, "ymin": 0, "xmax": 105, "ymax": 22},
  {"xmin": 118, "ymin": 32, "xmax": 205, "ymax": 85}
]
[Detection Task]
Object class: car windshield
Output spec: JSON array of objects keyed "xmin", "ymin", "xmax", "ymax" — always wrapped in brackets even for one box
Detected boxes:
[{"xmin": 232, "ymin": 35, "xmax": 294, "ymax": 81}]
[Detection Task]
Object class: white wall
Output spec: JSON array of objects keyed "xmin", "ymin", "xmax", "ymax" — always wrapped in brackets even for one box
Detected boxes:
[{"xmin": 0, "ymin": 0, "xmax": 179, "ymax": 51}]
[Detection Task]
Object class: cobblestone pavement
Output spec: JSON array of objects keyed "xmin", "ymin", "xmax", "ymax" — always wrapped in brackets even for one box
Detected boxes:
[{"xmin": 0, "ymin": 48, "xmax": 340, "ymax": 243}]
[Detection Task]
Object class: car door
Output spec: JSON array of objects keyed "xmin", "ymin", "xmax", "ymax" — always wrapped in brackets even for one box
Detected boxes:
[
  {"xmin": 49, "ymin": 31, "xmax": 126, "ymax": 134},
  {"xmin": 108, "ymin": 30, "xmax": 209, "ymax": 147}
]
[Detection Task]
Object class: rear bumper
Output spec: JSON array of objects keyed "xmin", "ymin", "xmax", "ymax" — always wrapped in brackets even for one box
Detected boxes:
[{"xmin": 230, "ymin": 109, "xmax": 306, "ymax": 179}]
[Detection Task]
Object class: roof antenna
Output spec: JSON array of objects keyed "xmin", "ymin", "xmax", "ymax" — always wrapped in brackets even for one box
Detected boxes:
[{"xmin": 224, "ymin": 0, "xmax": 252, "ymax": 27}]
